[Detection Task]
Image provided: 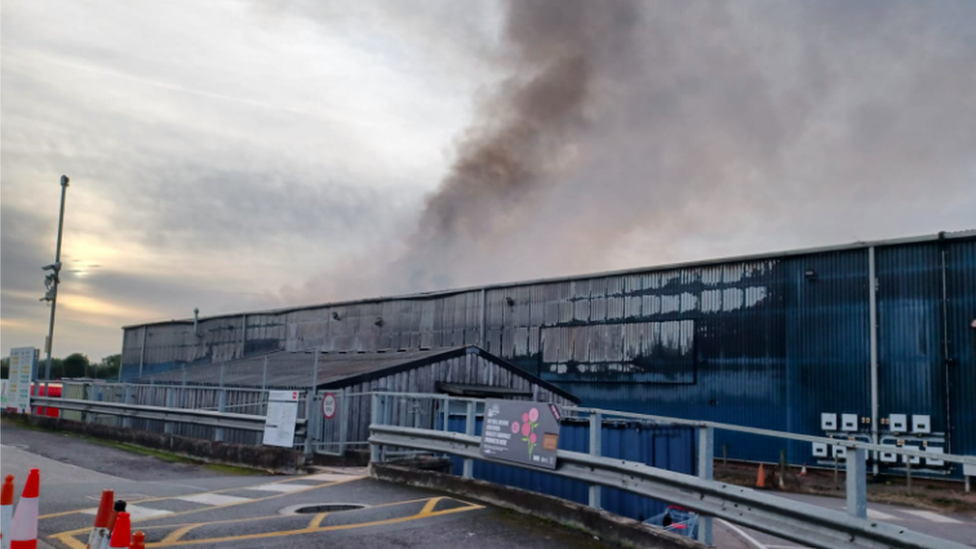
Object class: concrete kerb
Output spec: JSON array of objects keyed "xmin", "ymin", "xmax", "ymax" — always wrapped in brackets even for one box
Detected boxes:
[
  {"xmin": 370, "ymin": 462, "xmax": 701, "ymax": 549},
  {"xmin": 2, "ymin": 413, "xmax": 305, "ymax": 474}
]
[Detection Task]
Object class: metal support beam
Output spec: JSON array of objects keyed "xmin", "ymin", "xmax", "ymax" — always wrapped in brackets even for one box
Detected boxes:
[
  {"xmin": 868, "ymin": 246, "xmax": 880, "ymax": 475},
  {"xmin": 370, "ymin": 393, "xmax": 381, "ymax": 463},
  {"xmin": 698, "ymin": 426, "xmax": 715, "ymax": 545},
  {"xmin": 846, "ymin": 448, "xmax": 867, "ymax": 519},
  {"xmin": 215, "ymin": 364, "xmax": 227, "ymax": 441},
  {"xmin": 122, "ymin": 385, "xmax": 134, "ymax": 429},
  {"xmin": 463, "ymin": 401, "xmax": 476, "ymax": 479},
  {"xmin": 164, "ymin": 388, "xmax": 175, "ymax": 434},
  {"xmin": 588, "ymin": 412, "xmax": 602, "ymax": 509}
]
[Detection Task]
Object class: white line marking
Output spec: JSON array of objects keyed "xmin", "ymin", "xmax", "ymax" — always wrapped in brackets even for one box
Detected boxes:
[
  {"xmin": 717, "ymin": 519, "xmax": 769, "ymax": 549},
  {"xmin": 303, "ymin": 473, "xmax": 365, "ymax": 482},
  {"xmin": 175, "ymin": 493, "xmax": 253, "ymax": 506},
  {"xmin": 901, "ymin": 510, "xmax": 963, "ymax": 524},
  {"xmin": 867, "ymin": 508, "xmax": 898, "ymax": 521},
  {"xmin": 245, "ymin": 483, "xmax": 310, "ymax": 493},
  {"xmin": 83, "ymin": 504, "xmax": 173, "ymax": 520}
]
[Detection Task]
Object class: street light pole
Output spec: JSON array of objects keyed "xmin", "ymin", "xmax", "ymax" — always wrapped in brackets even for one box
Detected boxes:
[{"xmin": 42, "ymin": 175, "xmax": 70, "ymax": 394}]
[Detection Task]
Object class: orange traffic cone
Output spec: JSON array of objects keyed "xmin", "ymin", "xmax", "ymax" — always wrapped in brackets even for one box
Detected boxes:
[
  {"xmin": 129, "ymin": 531, "xmax": 145, "ymax": 549},
  {"xmin": 85, "ymin": 490, "xmax": 114, "ymax": 549},
  {"xmin": 2, "ymin": 475, "xmax": 15, "ymax": 549},
  {"xmin": 9, "ymin": 469, "xmax": 39, "ymax": 549},
  {"xmin": 755, "ymin": 463, "xmax": 766, "ymax": 488},
  {"xmin": 108, "ymin": 512, "xmax": 131, "ymax": 548},
  {"xmin": 800, "ymin": 463, "xmax": 808, "ymax": 477}
]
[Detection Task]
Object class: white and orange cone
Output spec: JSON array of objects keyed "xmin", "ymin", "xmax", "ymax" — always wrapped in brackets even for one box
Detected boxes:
[
  {"xmin": 85, "ymin": 490, "xmax": 114, "ymax": 549},
  {"xmin": 9, "ymin": 469, "xmax": 39, "ymax": 549},
  {"xmin": 107, "ymin": 512, "xmax": 131, "ymax": 549},
  {"xmin": 800, "ymin": 463, "xmax": 808, "ymax": 477},
  {"xmin": 1, "ymin": 475, "xmax": 15, "ymax": 549}
]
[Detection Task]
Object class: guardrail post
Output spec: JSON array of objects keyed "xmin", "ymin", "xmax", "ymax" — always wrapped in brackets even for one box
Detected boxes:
[
  {"xmin": 164, "ymin": 387, "xmax": 175, "ymax": 434},
  {"xmin": 847, "ymin": 447, "xmax": 867, "ymax": 519},
  {"xmin": 588, "ymin": 412, "xmax": 602, "ymax": 509},
  {"xmin": 697, "ymin": 426, "xmax": 714, "ymax": 546},
  {"xmin": 463, "ymin": 401, "xmax": 476, "ymax": 479}
]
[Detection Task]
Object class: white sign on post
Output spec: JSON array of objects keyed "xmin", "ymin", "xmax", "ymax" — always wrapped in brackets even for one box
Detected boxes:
[
  {"xmin": 7, "ymin": 347, "xmax": 37, "ymax": 413},
  {"xmin": 263, "ymin": 390, "xmax": 299, "ymax": 448}
]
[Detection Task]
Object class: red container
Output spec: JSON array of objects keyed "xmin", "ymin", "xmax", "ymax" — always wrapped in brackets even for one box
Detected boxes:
[{"xmin": 30, "ymin": 383, "xmax": 62, "ymax": 417}]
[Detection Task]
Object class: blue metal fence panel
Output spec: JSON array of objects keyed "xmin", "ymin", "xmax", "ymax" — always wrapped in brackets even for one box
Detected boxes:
[{"xmin": 441, "ymin": 415, "xmax": 695, "ymax": 522}]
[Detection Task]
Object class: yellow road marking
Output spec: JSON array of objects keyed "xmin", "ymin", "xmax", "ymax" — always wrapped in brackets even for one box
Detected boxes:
[
  {"xmin": 307, "ymin": 512, "xmax": 329, "ymax": 528},
  {"xmin": 160, "ymin": 524, "xmax": 200, "ymax": 544},
  {"xmin": 145, "ymin": 503, "xmax": 483, "ymax": 547},
  {"xmin": 40, "ymin": 474, "xmax": 360, "ymax": 519},
  {"xmin": 48, "ymin": 496, "xmax": 483, "ymax": 549},
  {"xmin": 48, "ymin": 478, "xmax": 360, "ymax": 541}
]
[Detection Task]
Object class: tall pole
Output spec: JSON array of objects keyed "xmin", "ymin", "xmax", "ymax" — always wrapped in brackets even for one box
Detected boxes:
[{"xmin": 43, "ymin": 175, "xmax": 70, "ymax": 394}]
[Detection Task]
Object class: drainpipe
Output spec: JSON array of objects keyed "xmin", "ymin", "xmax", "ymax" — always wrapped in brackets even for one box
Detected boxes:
[{"xmin": 868, "ymin": 247, "xmax": 880, "ymax": 476}]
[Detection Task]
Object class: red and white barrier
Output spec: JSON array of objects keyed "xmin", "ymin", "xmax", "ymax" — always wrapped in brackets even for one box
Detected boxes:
[
  {"xmin": 9, "ymin": 469, "xmax": 39, "ymax": 549},
  {"xmin": 1, "ymin": 475, "xmax": 14, "ymax": 549}
]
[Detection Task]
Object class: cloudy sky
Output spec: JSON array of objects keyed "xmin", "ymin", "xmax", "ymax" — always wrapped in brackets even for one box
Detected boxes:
[{"xmin": 2, "ymin": 0, "xmax": 975, "ymax": 361}]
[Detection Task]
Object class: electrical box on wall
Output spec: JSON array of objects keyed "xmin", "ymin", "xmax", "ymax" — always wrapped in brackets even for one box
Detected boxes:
[
  {"xmin": 912, "ymin": 415, "xmax": 931, "ymax": 434},
  {"xmin": 903, "ymin": 452, "xmax": 921, "ymax": 465},
  {"xmin": 841, "ymin": 413, "xmax": 858, "ymax": 432},
  {"xmin": 821, "ymin": 413, "xmax": 837, "ymax": 431},
  {"xmin": 889, "ymin": 414, "xmax": 907, "ymax": 433},
  {"xmin": 925, "ymin": 447, "xmax": 945, "ymax": 467},
  {"xmin": 812, "ymin": 442, "xmax": 828, "ymax": 457},
  {"xmin": 880, "ymin": 448, "xmax": 897, "ymax": 463},
  {"xmin": 832, "ymin": 445, "xmax": 847, "ymax": 459}
]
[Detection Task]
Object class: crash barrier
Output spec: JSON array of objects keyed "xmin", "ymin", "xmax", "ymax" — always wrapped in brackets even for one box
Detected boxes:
[{"xmin": 369, "ymin": 424, "xmax": 969, "ymax": 549}]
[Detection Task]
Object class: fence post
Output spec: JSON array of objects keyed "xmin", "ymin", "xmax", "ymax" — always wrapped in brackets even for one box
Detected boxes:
[
  {"xmin": 85, "ymin": 382, "xmax": 95, "ymax": 424},
  {"xmin": 846, "ymin": 447, "xmax": 867, "ymax": 519},
  {"xmin": 370, "ymin": 393, "xmax": 381, "ymax": 463},
  {"xmin": 215, "ymin": 363, "xmax": 226, "ymax": 442},
  {"xmin": 164, "ymin": 387, "xmax": 174, "ymax": 434},
  {"xmin": 697, "ymin": 426, "xmax": 714, "ymax": 546},
  {"xmin": 304, "ymin": 350, "xmax": 320, "ymax": 461},
  {"xmin": 261, "ymin": 357, "xmax": 268, "ymax": 391},
  {"xmin": 442, "ymin": 396, "xmax": 450, "ymax": 431},
  {"xmin": 463, "ymin": 400, "xmax": 476, "ymax": 479},
  {"xmin": 122, "ymin": 384, "xmax": 134, "ymax": 429},
  {"xmin": 588, "ymin": 412, "xmax": 602, "ymax": 509},
  {"xmin": 338, "ymin": 389, "xmax": 350, "ymax": 456}
]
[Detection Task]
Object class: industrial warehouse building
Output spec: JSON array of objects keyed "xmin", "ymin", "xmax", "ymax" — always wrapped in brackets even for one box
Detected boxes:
[{"xmin": 120, "ymin": 231, "xmax": 976, "ymax": 476}]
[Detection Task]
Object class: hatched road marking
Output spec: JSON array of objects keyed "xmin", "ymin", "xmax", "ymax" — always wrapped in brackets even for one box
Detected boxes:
[
  {"xmin": 174, "ymin": 493, "xmax": 254, "ymax": 506},
  {"xmin": 866, "ymin": 508, "xmax": 897, "ymax": 521},
  {"xmin": 901, "ymin": 510, "xmax": 963, "ymax": 524},
  {"xmin": 83, "ymin": 504, "xmax": 173, "ymax": 520},
  {"xmin": 245, "ymin": 482, "xmax": 313, "ymax": 493}
]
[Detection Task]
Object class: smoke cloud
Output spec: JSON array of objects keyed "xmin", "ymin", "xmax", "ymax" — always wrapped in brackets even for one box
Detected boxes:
[{"xmin": 296, "ymin": 0, "xmax": 976, "ymax": 301}]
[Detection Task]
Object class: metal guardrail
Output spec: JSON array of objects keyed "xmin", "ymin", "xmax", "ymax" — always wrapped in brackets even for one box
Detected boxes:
[
  {"xmin": 29, "ymin": 396, "xmax": 307, "ymax": 434},
  {"xmin": 368, "ymin": 424, "xmax": 968, "ymax": 549},
  {"xmin": 563, "ymin": 405, "xmax": 976, "ymax": 467}
]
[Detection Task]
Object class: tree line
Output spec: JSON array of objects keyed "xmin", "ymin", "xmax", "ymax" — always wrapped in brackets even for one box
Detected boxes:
[{"xmin": 1, "ymin": 353, "xmax": 121, "ymax": 381}]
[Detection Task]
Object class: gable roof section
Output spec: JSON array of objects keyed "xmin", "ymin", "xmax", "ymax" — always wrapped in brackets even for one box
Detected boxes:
[{"xmin": 136, "ymin": 345, "xmax": 579, "ymax": 403}]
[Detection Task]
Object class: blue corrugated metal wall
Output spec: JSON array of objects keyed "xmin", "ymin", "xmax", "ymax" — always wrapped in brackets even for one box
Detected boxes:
[
  {"xmin": 946, "ymin": 239, "xmax": 976, "ymax": 459},
  {"xmin": 442, "ymin": 415, "xmax": 695, "ymax": 522}
]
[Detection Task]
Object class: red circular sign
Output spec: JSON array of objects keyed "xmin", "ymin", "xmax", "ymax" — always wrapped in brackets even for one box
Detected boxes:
[{"xmin": 322, "ymin": 393, "xmax": 337, "ymax": 419}]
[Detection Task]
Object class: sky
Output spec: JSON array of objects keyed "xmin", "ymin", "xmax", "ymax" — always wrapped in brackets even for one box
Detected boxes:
[{"xmin": 2, "ymin": 0, "xmax": 975, "ymax": 361}]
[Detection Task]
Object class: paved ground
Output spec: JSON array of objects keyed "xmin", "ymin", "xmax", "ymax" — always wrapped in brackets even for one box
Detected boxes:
[
  {"xmin": 1, "ymin": 423, "xmax": 608, "ymax": 549},
  {"xmin": 719, "ymin": 492, "xmax": 976, "ymax": 549}
]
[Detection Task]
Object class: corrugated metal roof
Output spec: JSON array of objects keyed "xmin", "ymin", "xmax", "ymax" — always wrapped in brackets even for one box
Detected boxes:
[
  {"xmin": 123, "ymin": 230, "xmax": 976, "ymax": 329},
  {"xmin": 139, "ymin": 347, "xmax": 468, "ymax": 389},
  {"xmin": 136, "ymin": 345, "xmax": 579, "ymax": 402}
]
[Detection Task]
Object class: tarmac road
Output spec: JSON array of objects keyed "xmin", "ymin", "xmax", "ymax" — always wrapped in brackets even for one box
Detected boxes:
[{"xmin": 0, "ymin": 421, "xmax": 609, "ymax": 549}]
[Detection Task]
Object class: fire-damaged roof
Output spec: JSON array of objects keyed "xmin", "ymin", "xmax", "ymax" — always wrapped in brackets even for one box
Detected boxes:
[{"xmin": 136, "ymin": 345, "xmax": 579, "ymax": 403}]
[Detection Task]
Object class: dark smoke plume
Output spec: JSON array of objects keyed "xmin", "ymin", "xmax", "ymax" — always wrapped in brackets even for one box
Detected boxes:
[{"xmin": 291, "ymin": 0, "xmax": 976, "ymax": 302}]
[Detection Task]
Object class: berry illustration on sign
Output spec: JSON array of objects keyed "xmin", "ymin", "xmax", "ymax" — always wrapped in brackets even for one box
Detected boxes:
[{"xmin": 521, "ymin": 408, "xmax": 540, "ymax": 458}]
